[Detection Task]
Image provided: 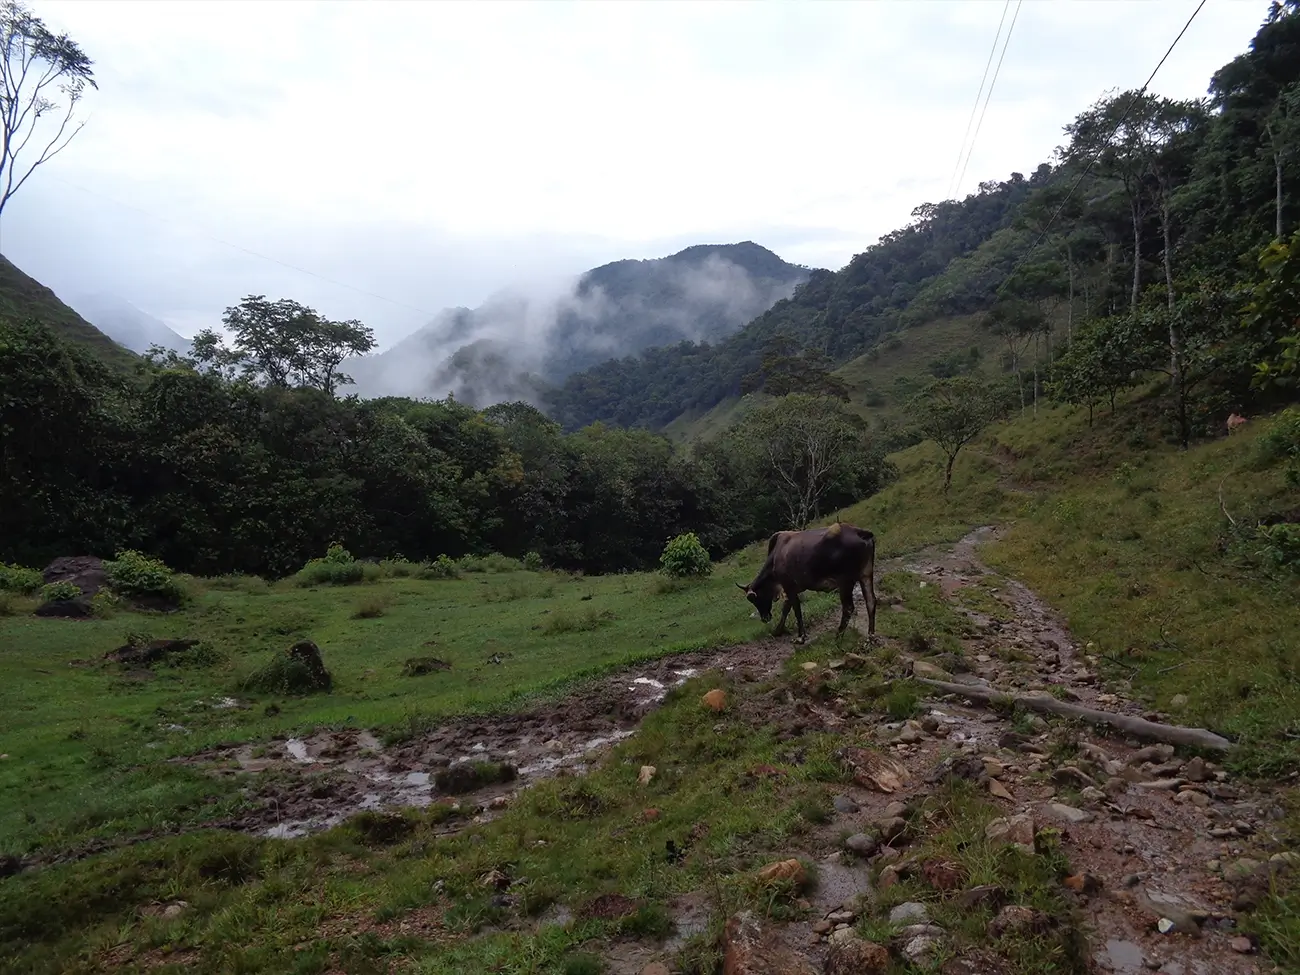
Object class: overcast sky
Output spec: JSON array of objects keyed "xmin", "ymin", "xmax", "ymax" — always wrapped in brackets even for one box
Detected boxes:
[{"xmin": 2, "ymin": 0, "xmax": 1271, "ymax": 348}]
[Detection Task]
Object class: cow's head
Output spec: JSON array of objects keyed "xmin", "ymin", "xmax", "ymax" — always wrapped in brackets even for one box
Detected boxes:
[{"xmin": 735, "ymin": 581, "xmax": 774, "ymax": 623}]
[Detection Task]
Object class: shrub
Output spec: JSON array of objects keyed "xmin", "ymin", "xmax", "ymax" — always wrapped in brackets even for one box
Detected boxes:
[
  {"xmin": 295, "ymin": 542, "xmax": 367, "ymax": 587},
  {"xmin": 418, "ymin": 554, "xmax": 461, "ymax": 580},
  {"xmin": 239, "ymin": 641, "xmax": 332, "ymax": 695},
  {"xmin": 522, "ymin": 551, "xmax": 544, "ymax": 572},
  {"xmin": 542, "ymin": 607, "xmax": 615, "ymax": 634},
  {"xmin": 40, "ymin": 581, "xmax": 80, "ymax": 602},
  {"xmin": 1258, "ymin": 407, "xmax": 1300, "ymax": 486},
  {"xmin": 459, "ymin": 553, "xmax": 523, "ymax": 573},
  {"xmin": 0, "ymin": 563, "xmax": 42, "ymax": 594},
  {"xmin": 352, "ymin": 594, "xmax": 391, "ymax": 619},
  {"xmin": 659, "ymin": 532, "xmax": 712, "ymax": 578},
  {"xmin": 104, "ymin": 550, "xmax": 187, "ymax": 605},
  {"xmin": 1257, "ymin": 522, "xmax": 1300, "ymax": 572}
]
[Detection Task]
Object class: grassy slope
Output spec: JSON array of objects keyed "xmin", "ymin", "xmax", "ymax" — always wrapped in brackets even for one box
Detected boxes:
[{"xmin": 0, "ymin": 255, "xmax": 136, "ymax": 369}]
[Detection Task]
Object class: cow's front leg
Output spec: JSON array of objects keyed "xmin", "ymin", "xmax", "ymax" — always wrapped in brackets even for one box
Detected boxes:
[
  {"xmin": 772, "ymin": 598, "xmax": 793, "ymax": 636},
  {"xmin": 791, "ymin": 595, "xmax": 807, "ymax": 644}
]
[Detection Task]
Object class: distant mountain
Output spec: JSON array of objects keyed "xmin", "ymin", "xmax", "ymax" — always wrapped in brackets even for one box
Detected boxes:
[
  {"xmin": 346, "ymin": 241, "xmax": 812, "ymax": 405},
  {"xmin": 68, "ymin": 293, "xmax": 191, "ymax": 356},
  {"xmin": 0, "ymin": 255, "xmax": 137, "ymax": 368}
]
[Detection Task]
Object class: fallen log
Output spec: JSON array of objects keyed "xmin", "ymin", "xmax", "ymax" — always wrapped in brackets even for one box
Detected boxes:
[{"xmin": 916, "ymin": 678, "xmax": 1234, "ymax": 751}]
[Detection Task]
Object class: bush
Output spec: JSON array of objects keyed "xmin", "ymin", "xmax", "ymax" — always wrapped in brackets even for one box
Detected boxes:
[
  {"xmin": 1257, "ymin": 522, "xmax": 1300, "ymax": 572},
  {"xmin": 0, "ymin": 563, "xmax": 42, "ymax": 594},
  {"xmin": 458, "ymin": 553, "xmax": 523, "ymax": 573},
  {"xmin": 522, "ymin": 550, "xmax": 545, "ymax": 572},
  {"xmin": 1258, "ymin": 407, "xmax": 1300, "ymax": 486},
  {"xmin": 659, "ymin": 532, "xmax": 712, "ymax": 578},
  {"xmin": 418, "ymin": 554, "xmax": 461, "ymax": 580},
  {"xmin": 104, "ymin": 550, "xmax": 186, "ymax": 605},
  {"xmin": 295, "ymin": 542, "xmax": 370, "ymax": 587},
  {"xmin": 239, "ymin": 641, "xmax": 332, "ymax": 695},
  {"xmin": 40, "ymin": 581, "xmax": 80, "ymax": 602}
]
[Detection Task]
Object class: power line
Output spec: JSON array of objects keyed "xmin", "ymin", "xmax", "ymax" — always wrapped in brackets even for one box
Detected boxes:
[
  {"xmin": 46, "ymin": 173, "xmax": 439, "ymax": 319},
  {"xmin": 954, "ymin": 0, "xmax": 1024, "ymax": 200},
  {"xmin": 994, "ymin": 0, "xmax": 1209, "ymax": 297},
  {"xmin": 947, "ymin": 0, "xmax": 1012, "ymax": 200}
]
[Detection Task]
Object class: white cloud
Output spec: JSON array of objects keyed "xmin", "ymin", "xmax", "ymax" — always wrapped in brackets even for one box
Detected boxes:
[{"xmin": 1, "ymin": 0, "xmax": 1271, "ymax": 347}]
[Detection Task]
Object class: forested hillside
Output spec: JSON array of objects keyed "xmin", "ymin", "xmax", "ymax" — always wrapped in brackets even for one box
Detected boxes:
[{"xmin": 548, "ymin": 1, "xmax": 1300, "ymax": 437}]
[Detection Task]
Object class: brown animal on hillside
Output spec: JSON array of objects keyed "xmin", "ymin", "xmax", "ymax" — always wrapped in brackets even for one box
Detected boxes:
[
  {"xmin": 1226, "ymin": 413, "xmax": 1248, "ymax": 435},
  {"xmin": 736, "ymin": 522, "xmax": 878, "ymax": 644}
]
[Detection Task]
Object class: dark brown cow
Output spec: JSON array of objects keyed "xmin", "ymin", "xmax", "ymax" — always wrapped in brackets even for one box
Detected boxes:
[{"xmin": 736, "ymin": 522, "xmax": 878, "ymax": 644}]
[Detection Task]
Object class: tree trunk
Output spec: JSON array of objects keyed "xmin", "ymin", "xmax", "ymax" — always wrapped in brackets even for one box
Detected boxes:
[
  {"xmin": 1267, "ymin": 122, "xmax": 1283, "ymax": 240},
  {"xmin": 943, "ymin": 453, "xmax": 956, "ymax": 493},
  {"xmin": 1032, "ymin": 334, "xmax": 1039, "ymax": 419}
]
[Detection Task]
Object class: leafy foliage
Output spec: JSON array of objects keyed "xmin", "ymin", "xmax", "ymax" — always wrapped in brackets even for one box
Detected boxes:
[
  {"xmin": 38, "ymin": 580, "xmax": 78, "ymax": 602},
  {"xmin": 912, "ymin": 377, "xmax": 1009, "ymax": 490},
  {"xmin": 0, "ymin": 563, "xmax": 41, "ymax": 594},
  {"xmin": 659, "ymin": 532, "xmax": 712, "ymax": 578},
  {"xmin": 103, "ymin": 549, "xmax": 186, "ymax": 605}
]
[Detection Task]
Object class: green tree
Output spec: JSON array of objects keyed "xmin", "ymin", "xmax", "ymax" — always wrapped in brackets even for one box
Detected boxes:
[
  {"xmin": 0, "ymin": 1, "xmax": 96, "ymax": 237},
  {"xmin": 912, "ymin": 377, "xmax": 1006, "ymax": 491},
  {"xmin": 982, "ymin": 297, "xmax": 1042, "ymax": 411},
  {"xmin": 189, "ymin": 295, "xmax": 376, "ymax": 395},
  {"xmin": 722, "ymin": 394, "xmax": 887, "ymax": 528},
  {"xmin": 1244, "ymin": 231, "xmax": 1300, "ymax": 390}
]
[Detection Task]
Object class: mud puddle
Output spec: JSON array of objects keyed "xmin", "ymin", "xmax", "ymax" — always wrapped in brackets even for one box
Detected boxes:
[{"xmin": 188, "ymin": 636, "xmax": 794, "ymax": 840}]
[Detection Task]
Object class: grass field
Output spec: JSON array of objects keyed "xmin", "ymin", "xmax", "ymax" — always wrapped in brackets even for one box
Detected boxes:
[{"xmin": 3, "ymin": 386, "xmax": 1298, "ymax": 974}]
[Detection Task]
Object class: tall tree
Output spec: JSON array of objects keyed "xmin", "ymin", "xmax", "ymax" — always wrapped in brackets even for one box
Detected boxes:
[
  {"xmin": 0, "ymin": 1, "xmax": 95, "ymax": 242},
  {"xmin": 189, "ymin": 295, "xmax": 376, "ymax": 395},
  {"xmin": 911, "ymin": 377, "xmax": 1007, "ymax": 492}
]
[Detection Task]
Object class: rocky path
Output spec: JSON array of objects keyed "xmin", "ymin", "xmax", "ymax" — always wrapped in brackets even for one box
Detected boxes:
[{"xmin": 772, "ymin": 526, "xmax": 1290, "ymax": 975}]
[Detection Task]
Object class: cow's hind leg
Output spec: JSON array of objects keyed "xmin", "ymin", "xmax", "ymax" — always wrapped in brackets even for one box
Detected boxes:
[
  {"xmin": 836, "ymin": 583, "xmax": 855, "ymax": 643},
  {"xmin": 859, "ymin": 572, "xmax": 878, "ymax": 640},
  {"xmin": 791, "ymin": 594, "xmax": 807, "ymax": 644}
]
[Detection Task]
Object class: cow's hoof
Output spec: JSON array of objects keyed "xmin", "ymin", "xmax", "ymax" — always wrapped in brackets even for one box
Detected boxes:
[{"xmin": 793, "ymin": 636, "xmax": 807, "ymax": 645}]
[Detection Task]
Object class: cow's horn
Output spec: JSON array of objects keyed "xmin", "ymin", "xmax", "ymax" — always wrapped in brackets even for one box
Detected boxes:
[{"xmin": 735, "ymin": 582, "xmax": 748, "ymax": 591}]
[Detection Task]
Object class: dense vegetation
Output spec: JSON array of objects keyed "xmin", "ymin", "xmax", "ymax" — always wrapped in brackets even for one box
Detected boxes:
[
  {"xmin": 0, "ymin": 307, "xmax": 888, "ymax": 577},
  {"xmin": 548, "ymin": 2, "xmax": 1300, "ymax": 444}
]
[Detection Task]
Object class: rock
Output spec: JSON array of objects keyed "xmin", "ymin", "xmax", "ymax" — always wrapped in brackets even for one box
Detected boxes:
[
  {"xmin": 34, "ymin": 597, "xmax": 94, "ymax": 618},
  {"xmin": 641, "ymin": 965, "xmax": 672, "ymax": 975},
  {"xmin": 1178, "ymin": 756, "xmax": 1209, "ymax": 781},
  {"xmin": 877, "ymin": 865, "xmax": 899, "ymax": 891},
  {"xmin": 1174, "ymin": 790, "xmax": 1210, "ymax": 808},
  {"xmin": 876, "ymin": 817, "xmax": 907, "ymax": 841},
  {"xmin": 922, "ymin": 859, "xmax": 965, "ymax": 891},
  {"xmin": 1063, "ymin": 872, "xmax": 1101, "ymax": 896},
  {"xmin": 1134, "ymin": 778, "xmax": 1184, "ymax": 791},
  {"xmin": 833, "ymin": 795, "xmax": 861, "ymax": 815},
  {"xmin": 638, "ymin": 765, "xmax": 656, "ymax": 785},
  {"xmin": 41, "ymin": 555, "xmax": 107, "ymax": 597},
  {"xmin": 642, "ymin": 808, "xmax": 661, "ymax": 822},
  {"xmin": 845, "ymin": 834, "xmax": 878, "ymax": 856},
  {"xmin": 722, "ymin": 911, "xmax": 818, "ymax": 975},
  {"xmin": 1223, "ymin": 858, "xmax": 1263, "ymax": 883},
  {"xmin": 702, "ymin": 689, "xmax": 727, "ymax": 711},
  {"xmin": 1048, "ymin": 803, "xmax": 1094, "ymax": 824},
  {"xmin": 902, "ymin": 933, "xmax": 944, "ymax": 965},
  {"xmin": 812, "ymin": 919, "xmax": 833, "ymax": 934},
  {"xmin": 839, "ymin": 747, "xmax": 911, "ymax": 794},
  {"xmin": 912, "ymin": 660, "xmax": 952, "ymax": 680},
  {"xmin": 1131, "ymin": 744, "xmax": 1175, "ymax": 765},
  {"xmin": 985, "ymin": 813, "xmax": 1035, "ymax": 854},
  {"xmin": 826, "ymin": 909, "xmax": 856, "ymax": 924},
  {"xmin": 1170, "ymin": 693, "xmax": 1188, "ymax": 708},
  {"xmin": 824, "ymin": 936, "xmax": 890, "ymax": 975},
  {"xmin": 1079, "ymin": 786, "xmax": 1105, "ymax": 804},
  {"xmin": 889, "ymin": 902, "xmax": 930, "ymax": 925},
  {"xmin": 883, "ymin": 800, "xmax": 909, "ymax": 819},
  {"xmin": 987, "ymin": 905, "xmax": 1052, "ymax": 939},
  {"xmin": 1134, "ymin": 889, "xmax": 1202, "ymax": 935},
  {"xmin": 827, "ymin": 927, "xmax": 857, "ymax": 945},
  {"xmin": 959, "ymin": 884, "xmax": 1003, "ymax": 909},
  {"xmin": 1270, "ymin": 851, "xmax": 1300, "ymax": 872},
  {"xmin": 757, "ymin": 858, "xmax": 808, "ymax": 887},
  {"xmin": 988, "ymin": 779, "xmax": 1014, "ymax": 800},
  {"xmin": 1052, "ymin": 766, "xmax": 1096, "ymax": 788},
  {"xmin": 876, "ymin": 847, "xmax": 901, "ymax": 866},
  {"xmin": 920, "ymin": 716, "xmax": 941, "ymax": 734},
  {"xmin": 1229, "ymin": 936, "xmax": 1255, "ymax": 954},
  {"xmin": 983, "ymin": 759, "xmax": 1006, "ymax": 777},
  {"xmin": 897, "ymin": 728, "xmax": 924, "ymax": 744},
  {"xmin": 161, "ymin": 900, "xmax": 188, "ymax": 919},
  {"xmin": 1103, "ymin": 776, "xmax": 1128, "ymax": 797}
]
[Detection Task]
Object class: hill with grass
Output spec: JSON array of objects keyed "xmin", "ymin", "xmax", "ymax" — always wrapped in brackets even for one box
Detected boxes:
[{"xmin": 0, "ymin": 255, "xmax": 136, "ymax": 369}]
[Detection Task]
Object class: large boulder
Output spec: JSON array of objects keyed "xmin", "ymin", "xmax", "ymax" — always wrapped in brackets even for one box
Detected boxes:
[{"xmin": 41, "ymin": 556, "xmax": 107, "ymax": 597}]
